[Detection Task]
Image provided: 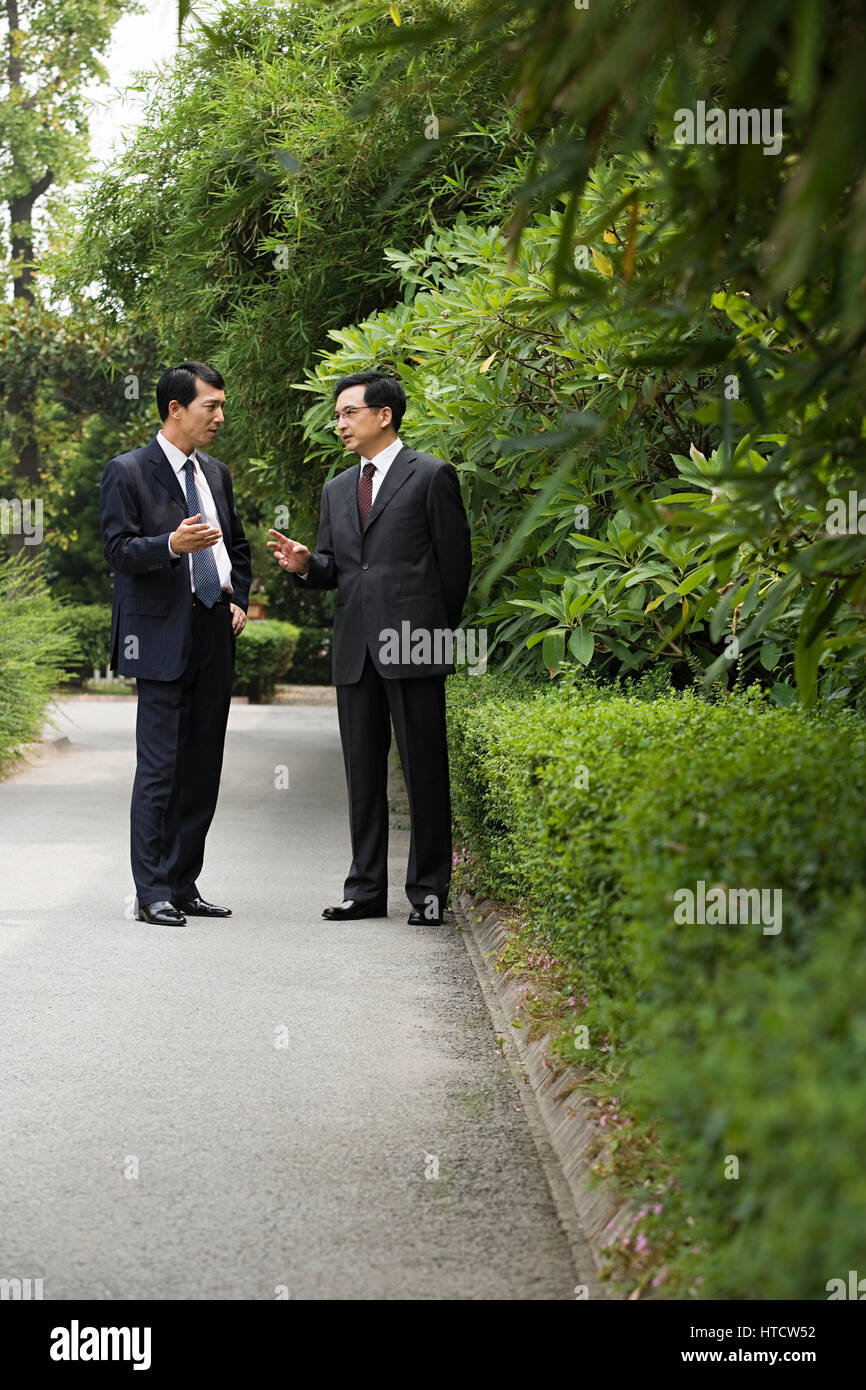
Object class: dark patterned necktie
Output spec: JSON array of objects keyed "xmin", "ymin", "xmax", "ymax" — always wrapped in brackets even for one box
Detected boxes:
[
  {"xmin": 358, "ymin": 461, "xmax": 376, "ymax": 528},
  {"xmin": 184, "ymin": 455, "xmax": 223, "ymax": 608}
]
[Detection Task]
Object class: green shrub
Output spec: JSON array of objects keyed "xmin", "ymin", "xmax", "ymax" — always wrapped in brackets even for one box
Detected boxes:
[
  {"xmin": 289, "ymin": 626, "xmax": 332, "ymax": 685},
  {"xmin": 0, "ymin": 557, "xmax": 77, "ymax": 773},
  {"xmin": 233, "ymin": 619, "xmax": 299, "ymax": 702},
  {"xmin": 447, "ymin": 673, "xmax": 866, "ymax": 1298},
  {"xmin": 56, "ymin": 603, "xmax": 113, "ymax": 683}
]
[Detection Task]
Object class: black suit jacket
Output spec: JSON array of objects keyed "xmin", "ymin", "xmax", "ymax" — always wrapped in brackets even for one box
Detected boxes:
[
  {"xmin": 299, "ymin": 445, "xmax": 472, "ymax": 683},
  {"xmin": 100, "ymin": 436, "xmax": 252, "ymax": 681}
]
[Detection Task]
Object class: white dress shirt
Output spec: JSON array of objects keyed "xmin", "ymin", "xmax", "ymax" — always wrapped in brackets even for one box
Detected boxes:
[
  {"xmin": 362, "ymin": 435, "xmax": 404, "ymax": 504},
  {"xmin": 298, "ymin": 436, "xmax": 405, "ymax": 581},
  {"xmin": 159, "ymin": 430, "xmax": 233, "ymax": 594}
]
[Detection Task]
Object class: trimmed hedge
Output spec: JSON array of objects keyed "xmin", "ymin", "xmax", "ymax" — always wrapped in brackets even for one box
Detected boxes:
[
  {"xmin": 57, "ymin": 603, "xmax": 113, "ymax": 681},
  {"xmin": 290, "ymin": 626, "xmax": 333, "ymax": 685},
  {"xmin": 447, "ymin": 673, "xmax": 866, "ymax": 1298},
  {"xmin": 0, "ymin": 558, "xmax": 77, "ymax": 772},
  {"xmin": 48, "ymin": 605, "xmax": 302, "ymax": 703},
  {"xmin": 233, "ymin": 619, "xmax": 300, "ymax": 702}
]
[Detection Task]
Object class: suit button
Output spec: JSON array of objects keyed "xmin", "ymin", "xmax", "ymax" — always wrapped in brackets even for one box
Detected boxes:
[{"xmin": 362, "ymin": 563, "xmax": 369, "ymax": 570}]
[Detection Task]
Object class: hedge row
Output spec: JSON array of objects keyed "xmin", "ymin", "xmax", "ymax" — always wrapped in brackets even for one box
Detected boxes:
[
  {"xmin": 232, "ymin": 619, "xmax": 300, "ymax": 701},
  {"xmin": 53, "ymin": 606, "xmax": 332, "ymax": 699},
  {"xmin": 290, "ymin": 626, "xmax": 332, "ymax": 685},
  {"xmin": 446, "ymin": 673, "xmax": 866, "ymax": 1299},
  {"xmin": 57, "ymin": 604, "xmax": 113, "ymax": 679},
  {"xmin": 0, "ymin": 558, "xmax": 76, "ymax": 772}
]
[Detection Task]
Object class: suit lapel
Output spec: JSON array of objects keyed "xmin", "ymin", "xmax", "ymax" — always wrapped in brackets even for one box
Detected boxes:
[
  {"xmin": 197, "ymin": 454, "xmax": 230, "ymax": 538},
  {"xmin": 145, "ymin": 437, "xmax": 187, "ymax": 511},
  {"xmin": 338, "ymin": 460, "xmax": 363, "ymax": 538},
  {"xmin": 363, "ymin": 447, "xmax": 416, "ymax": 531}
]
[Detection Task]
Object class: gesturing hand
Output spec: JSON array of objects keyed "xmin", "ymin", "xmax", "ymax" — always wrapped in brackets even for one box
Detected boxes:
[
  {"xmin": 267, "ymin": 528, "xmax": 311, "ymax": 575},
  {"xmin": 170, "ymin": 514, "xmax": 222, "ymax": 554}
]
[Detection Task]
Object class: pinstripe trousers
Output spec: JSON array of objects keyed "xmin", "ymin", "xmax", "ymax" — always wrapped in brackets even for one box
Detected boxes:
[{"xmin": 131, "ymin": 599, "xmax": 234, "ymax": 905}]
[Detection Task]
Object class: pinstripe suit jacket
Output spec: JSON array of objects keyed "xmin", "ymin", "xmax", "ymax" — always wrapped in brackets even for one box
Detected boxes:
[{"xmin": 100, "ymin": 436, "xmax": 252, "ymax": 681}]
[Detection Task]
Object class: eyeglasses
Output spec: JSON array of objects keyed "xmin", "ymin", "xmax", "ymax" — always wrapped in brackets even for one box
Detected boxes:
[{"xmin": 331, "ymin": 406, "xmax": 375, "ymax": 427}]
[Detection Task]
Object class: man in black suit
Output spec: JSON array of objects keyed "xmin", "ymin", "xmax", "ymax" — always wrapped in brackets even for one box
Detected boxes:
[
  {"xmin": 100, "ymin": 362, "xmax": 252, "ymax": 926},
  {"xmin": 268, "ymin": 370, "xmax": 472, "ymax": 926}
]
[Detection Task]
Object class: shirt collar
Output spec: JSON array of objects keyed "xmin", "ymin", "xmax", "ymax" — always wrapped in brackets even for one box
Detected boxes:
[
  {"xmin": 361, "ymin": 436, "xmax": 404, "ymax": 472},
  {"xmin": 157, "ymin": 429, "xmax": 197, "ymax": 473}
]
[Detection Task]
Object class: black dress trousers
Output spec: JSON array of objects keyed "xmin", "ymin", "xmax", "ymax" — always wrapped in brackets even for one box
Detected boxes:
[
  {"xmin": 131, "ymin": 597, "xmax": 235, "ymax": 906},
  {"xmin": 336, "ymin": 646, "xmax": 452, "ymax": 916}
]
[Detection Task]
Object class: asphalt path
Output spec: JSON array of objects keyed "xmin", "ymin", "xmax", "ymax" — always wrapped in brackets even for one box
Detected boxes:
[{"xmin": 0, "ymin": 697, "xmax": 583, "ymax": 1300}]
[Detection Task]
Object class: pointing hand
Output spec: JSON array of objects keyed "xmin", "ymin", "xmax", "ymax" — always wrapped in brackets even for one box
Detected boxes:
[{"xmin": 267, "ymin": 529, "xmax": 311, "ymax": 575}]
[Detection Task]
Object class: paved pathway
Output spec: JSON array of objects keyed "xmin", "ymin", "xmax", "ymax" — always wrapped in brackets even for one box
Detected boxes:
[{"xmin": 0, "ymin": 698, "xmax": 583, "ymax": 1300}]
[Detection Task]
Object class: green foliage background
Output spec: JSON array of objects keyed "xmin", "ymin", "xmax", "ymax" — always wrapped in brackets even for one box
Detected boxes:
[
  {"xmin": 67, "ymin": 0, "xmax": 536, "ymax": 501},
  {"xmin": 294, "ymin": 196, "xmax": 866, "ymax": 707}
]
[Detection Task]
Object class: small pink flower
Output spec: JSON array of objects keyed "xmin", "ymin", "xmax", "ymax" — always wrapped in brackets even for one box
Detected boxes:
[
  {"xmin": 599, "ymin": 1116, "xmax": 606, "ymax": 1126},
  {"xmin": 653, "ymin": 1204, "xmax": 663, "ymax": 1214}
]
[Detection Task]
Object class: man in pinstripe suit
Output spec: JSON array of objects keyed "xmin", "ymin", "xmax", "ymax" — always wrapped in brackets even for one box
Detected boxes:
[
  {"xmin": 100, "ymin": 363, "xmax": 252, "ymax": 926},
  {"xmin": 268, "ymin": 371, "xmax": 472, "ymax": 927}
]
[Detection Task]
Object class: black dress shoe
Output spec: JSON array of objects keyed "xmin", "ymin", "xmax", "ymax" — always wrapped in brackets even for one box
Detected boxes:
[
  {"xmin": 408, "ymin": 908, "xmax": 444, "ymax": 926},
  {"xmin": 322, "ymin": 899, "xmax": 387, "ymax": 921},
  {"xmin": 177, "ymin": 897, "xmax": 232, "ymax": 917},
  {"xmin": 135, "ymin": 899, "xmax": 186, "ymax": 926}
]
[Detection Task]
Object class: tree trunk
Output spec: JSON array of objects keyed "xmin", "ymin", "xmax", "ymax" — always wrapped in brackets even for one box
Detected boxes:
[{"xmin": 4, "ymin": 0, "xmax": 53, "ymax": 537}]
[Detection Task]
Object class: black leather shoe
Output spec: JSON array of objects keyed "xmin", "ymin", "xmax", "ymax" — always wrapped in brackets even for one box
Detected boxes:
[
  {"xmin": 177, "ymin": 897, "xmax": 232, "ymax": 917},
  {"xmin": 135, "ymin": 899, "xmax": 186, "ymax": 926},
  {"xmin": 322, "ymin": 899, "xmax": 387, "ymax": 921},
  {"xmin": 408, "ymin": 908, "xmax": 444, "ymax": 926}
]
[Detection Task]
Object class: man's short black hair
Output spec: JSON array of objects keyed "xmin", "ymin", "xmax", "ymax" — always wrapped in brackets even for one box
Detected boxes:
[
  {"xmin": 333, "ymin": 370, "xmax": 406, "ymax": 432},
  {"xmin": 156, "ymin": 362, "xmax": 225, "ymax": 422}
]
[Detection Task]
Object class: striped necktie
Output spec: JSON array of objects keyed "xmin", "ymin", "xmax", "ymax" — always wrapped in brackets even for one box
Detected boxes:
[{"xmin": 184, "ymin": 455, "xmax": 222, "ymax": 607}]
